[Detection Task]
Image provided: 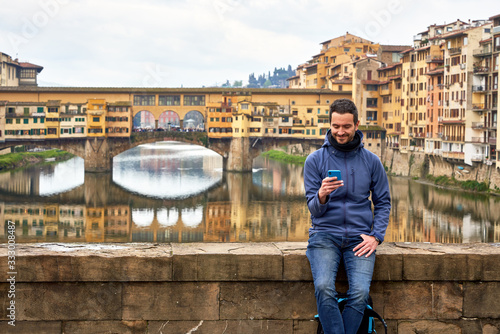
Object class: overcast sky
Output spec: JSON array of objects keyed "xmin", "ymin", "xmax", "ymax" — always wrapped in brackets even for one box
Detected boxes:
[{"xmin": 0, "ymin": 0, "xmax": 497, "ymax": 88}]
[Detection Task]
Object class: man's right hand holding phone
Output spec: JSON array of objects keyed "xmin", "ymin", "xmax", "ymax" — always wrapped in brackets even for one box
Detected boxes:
[{"xmin": 318, "ymin": 174, "xmax": 344, "ymax": 204}]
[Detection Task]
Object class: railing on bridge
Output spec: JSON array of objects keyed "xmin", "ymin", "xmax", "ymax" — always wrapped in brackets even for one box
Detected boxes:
[{"xmin": 131, "ymin": 130, "xmax": 208, "ymax": 147}]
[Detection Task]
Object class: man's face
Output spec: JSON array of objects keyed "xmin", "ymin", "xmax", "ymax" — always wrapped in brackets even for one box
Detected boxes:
[{"xmin": 330, "ymin": 112, "xmax": 359, "ymax": 144}]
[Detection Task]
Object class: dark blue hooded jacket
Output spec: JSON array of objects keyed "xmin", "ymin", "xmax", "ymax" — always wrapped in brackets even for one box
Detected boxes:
[{"xmin": 303, "ymin": 129, "xmax": 391, "ymax": 242}]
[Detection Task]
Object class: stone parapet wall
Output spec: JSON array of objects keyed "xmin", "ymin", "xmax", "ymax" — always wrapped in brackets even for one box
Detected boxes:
[
  {"xmin": 1, "ymin": 242, "xmax": 499, "ymax": 333},
  {"xmin": 382, "ymin": 149, "xmax": 500, "ymax": 191}
]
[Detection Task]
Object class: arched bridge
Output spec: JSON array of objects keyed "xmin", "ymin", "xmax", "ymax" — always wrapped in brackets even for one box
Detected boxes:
[{"xmin": 0, "ymin": 132, "xmax": 322, "ymax": 172}]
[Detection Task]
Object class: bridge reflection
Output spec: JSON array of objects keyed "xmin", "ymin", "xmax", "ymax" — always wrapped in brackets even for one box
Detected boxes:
[{"xmin": 0, "ymin": 171, "xmax": 309, "ymax": 243}]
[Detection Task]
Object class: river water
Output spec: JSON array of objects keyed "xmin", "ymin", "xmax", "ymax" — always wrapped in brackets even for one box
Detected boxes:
[{"xmin": 1, "ymin": 142, "xmax": 499, "ymax": 243}]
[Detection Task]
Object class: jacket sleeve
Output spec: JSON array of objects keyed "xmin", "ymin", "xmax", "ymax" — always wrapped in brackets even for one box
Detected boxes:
[
  {"xmin": 303, "ymin": 153, "xmax": 329, "ymax": 218},
  {"xmin": 368, "ymin": 157, "xmax": 391, "ymax": 243}
]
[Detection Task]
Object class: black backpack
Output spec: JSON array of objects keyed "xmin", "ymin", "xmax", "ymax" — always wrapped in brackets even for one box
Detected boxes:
[{"xmin": 315, "ymin": 293, "xmax": 387, "ymax": 334}]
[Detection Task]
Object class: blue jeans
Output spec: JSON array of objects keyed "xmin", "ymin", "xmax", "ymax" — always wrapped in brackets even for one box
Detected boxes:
[{"xmin": 306, "ymin": 232, "xmax": 376, "ymax": 334}]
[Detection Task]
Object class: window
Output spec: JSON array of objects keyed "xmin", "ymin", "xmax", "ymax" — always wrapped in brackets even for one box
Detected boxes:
[
  {"xmin": 241, "ymin": 104, "xmax": 249, "ymax": 110},
  {"xmin": 93, "ymin": 117, "xmax": 100, "ymax": 122},
  {"xmin": 366, "ymin": 98, "xmax": 378, "ymax": 108},
  {"xmin": 23, "ymin": 119, "xmax": 29, "ymax": 124},
  {"xmin": 183, "ymin": 95, "xmax": 205, "ymax": 106},
  {"xmin": 134, "ymin": 95, "xmax": 155, "ymax": 106},
  {"xmin": 158, "ymin": 95, "xmax": 180, "ymax": 106},
  {"xmin": 24, "ymin": 108, "xmax": 29, "ymax": 115}
]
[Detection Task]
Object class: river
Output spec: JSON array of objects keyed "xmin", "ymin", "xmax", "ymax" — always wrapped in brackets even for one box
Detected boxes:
[{"xmin": 1, "ymin": 142, "xmax": 499, "ymax": 243}]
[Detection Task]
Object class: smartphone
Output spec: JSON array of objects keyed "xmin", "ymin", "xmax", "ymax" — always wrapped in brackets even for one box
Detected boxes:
[{"xmin": 328, "ymin": 170, "xmax": 342, "ymax": 181}]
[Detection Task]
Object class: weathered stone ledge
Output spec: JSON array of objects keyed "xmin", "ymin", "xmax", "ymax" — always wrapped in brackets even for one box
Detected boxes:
[
  {"xmin": 1, "ymin": 242, "xmax": 500, "ymax": 283},
  {"xmin": 1, "ymin": 242, "xmax": 499, "ymax": 333}
]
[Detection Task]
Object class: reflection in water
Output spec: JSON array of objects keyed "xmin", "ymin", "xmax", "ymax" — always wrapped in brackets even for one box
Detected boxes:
[
  {"xmin": 112, "ymin": 142, "xmax": 223, "ymax": 199},
  {"xmin": 0, "ymin": 142, "xmax": 499, "ymax": 243}
]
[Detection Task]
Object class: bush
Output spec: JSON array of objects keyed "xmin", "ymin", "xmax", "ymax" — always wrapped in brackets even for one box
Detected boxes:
[{"xmin": 261, "ymin": 150, "xmax": 307, "ymax": 165}]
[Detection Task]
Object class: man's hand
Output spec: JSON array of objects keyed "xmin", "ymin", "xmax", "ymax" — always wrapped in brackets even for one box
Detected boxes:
[
  {"xmin": 353, "ymin": 234, "xmax": 379, "ymax": 257},
  {"xmin": 318, "ymin": 176, "xmax": 344, "ymax": 204}
]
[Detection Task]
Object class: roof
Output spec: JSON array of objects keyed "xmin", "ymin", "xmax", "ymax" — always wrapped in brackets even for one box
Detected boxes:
[
  {"xmin": 426, "ymin": 68, "xmax": 444, "ymax": 76},
  {"xmin": 380, "ymin": 45, "xmax": 412, "ymax": 52},
  {"xmin": 362, "ymin": 80, "xmax": 383, "ymax": 85},
  {"xmin": 415, "ymin": 45, "xmax": 431, "ymax": 52},
  {"xmin": 377, "ymin": 63, "xmax": 401, "ymax": 71},
  {"xmin": 19, "ymin": 62, "xmax": 43, "ymax": 71},
  {"xmin": 0, "ymin": 86, "xmax": 347, "ymax": 96},
  {"xmin": 332, "ymin": 78, "xmax": 352, "ymax": 84},
  {"xmin": 489, "ymin": 13, "xmax": 500, "ymax": 20},
  {"xmin": 400, "ymin": 48, "xmax": 414, "ymax": 54}
]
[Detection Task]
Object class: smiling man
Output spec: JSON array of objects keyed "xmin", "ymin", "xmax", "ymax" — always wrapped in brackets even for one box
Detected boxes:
[{"xmin": 304, "ymin": 98, "xmax": 391, "ymax": 334}]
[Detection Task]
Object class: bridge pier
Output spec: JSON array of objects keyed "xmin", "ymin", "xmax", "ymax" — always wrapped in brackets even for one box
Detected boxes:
[
  {"xmin": 84, "ymin": 138, "xmax": 113, "ymax": 173},
  {"xmin": 223, "ymin": 137, "xmax": 254, "ymax": 172}
]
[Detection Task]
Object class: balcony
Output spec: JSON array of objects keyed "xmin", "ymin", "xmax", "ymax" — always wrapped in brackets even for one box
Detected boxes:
[
  {"xmin": 473, "ymin": 66, "xmax": 489, "ymax": 75},
  {"xmin": 449, "ymin": 47, "xmax": 462, "ymax": 56},
  {"xmin": 88, "ymin": 110, "xmax": 104, "ymax": 116},
  {"xmin": 442, "ymin": 151, "xmax": 464, "ymax": 160},
  {"xmin": 472, "ymin": 85, "xmax": 486, "ymax": 93},
  {"xmin": 489, "ymin": 137, "xmax": 497, "ymax": 145},
  {"xmin": 425, "ymin": 55, "xmax": 443, "ymax": 63},
  {"xmin": 473, "ymin": 48, "xmax": 492, "ymax": 57},
  {"xmin": 471, "ymin": 154, "xmax": 486, "ymax": 162},
  {"xmin": 472, "ymin": 122, "xmax": 485, "ymax": 129},
  {"xmin": 471, "ymin": 137, "xmax": 487, "ymax": 143},
  {"xmin": 442, "ymin": 136, "xmax": 464, "ymax": 142},
  {"xmin": 489, "ymin": 123, "xmax": 497, "ymax": 130},
  {"xmin": 493, "ymin": 26, "xmax": 500, "ymax": 34},
  {"xmin": 472, "ymin": 103, "xmax": 485, "ymax": 110}
]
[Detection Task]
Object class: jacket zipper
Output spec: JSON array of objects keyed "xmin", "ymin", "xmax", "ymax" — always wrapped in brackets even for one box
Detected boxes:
[
  {"xmin": 343, "ymin": 153, "xmax": 348, "ymax": 237},
  {"xmin": 351, "ymin": 167, "xmax": 355, "ymax": 193}
]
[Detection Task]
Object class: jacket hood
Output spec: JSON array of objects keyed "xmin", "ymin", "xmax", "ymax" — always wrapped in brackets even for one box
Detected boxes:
[{"xmin": 322, "ymin": 129, "xmax": 365, "ymax": 150}]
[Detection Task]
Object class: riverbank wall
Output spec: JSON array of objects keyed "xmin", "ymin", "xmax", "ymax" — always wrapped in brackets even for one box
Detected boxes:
[
  {"xmin": 1, "ymin": 242, "xmax": 499, "ymax": 333},
  {"xmin": 382, "ymin": 149, "xmax": 500, "ymax": 191}
]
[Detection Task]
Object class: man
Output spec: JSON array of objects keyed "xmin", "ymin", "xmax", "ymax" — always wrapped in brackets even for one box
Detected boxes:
[{"xmin": 304, "ymin": 98, "xmax": 391, "ymax": 334}]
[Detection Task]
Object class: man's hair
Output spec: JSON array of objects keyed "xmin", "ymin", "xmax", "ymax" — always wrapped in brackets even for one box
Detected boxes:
[{"xmin": 329, "ymin": 98, "xmax": 358, "ymax": 124}]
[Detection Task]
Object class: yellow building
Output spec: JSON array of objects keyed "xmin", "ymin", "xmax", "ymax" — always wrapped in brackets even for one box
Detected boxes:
[
  {"xmin": 289, "ymin": 33, "xmax": 379, "ymax": 90},
  {"xmin": 3, "ymin": 102, "xmax": 47, "ymax": 140},
  {"xmin": 106, "ymin": 101, "xmax": 132, "ymax": 137},
  {"xmin": 45, "ymin": 100, "xmax": 61, "ymax": 139},
  {"xmin": 59, "ymin": 102, "xmax": 87, "ymax": 138},
  {"xmin": 377, "ymin": 63, "xmax": 403, "ymax": 148},
  {"xmin": 87, "ymin": 99, "xmax": 106, "ymax": 137}
]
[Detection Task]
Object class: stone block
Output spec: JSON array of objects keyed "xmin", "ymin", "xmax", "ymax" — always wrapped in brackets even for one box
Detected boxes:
[
  {"xmin": 398, "ymin": 320, "xmax": 462, "ymax": 333},
  {"xmin": 63, "ymin": 321, "xmax": 147, "ymax": 333},
  {"xmin": 383, "ymin": 282, "xmax": 434, "ymax": 319},
  {"xmin": 483, "ymin": 253, "xmax": 500, "ymax": 281},
  {"xmin": 403, "ymin": 253, "xmax": 480, "ymax": 281},
  {"xmin": 172, "ymin": 243, "xmax": 282, "ymax": 281},
  {"xmin": 292, "ymin": 319, "xmax": 319, "ymax": 334},
  {"xmin": 0, "ymin": 282, "xmax": 122, "ymax": 321},
  {"xmin": 464, "ymin": 282, "xmax": 500, "ymax": 318},
  {"xmin": 148, "ymin": 320, "xmax": 293, "ymax": 333},
  {"xmin": 122, "ymin": 282, "xmax": 219, "ymax": 320},
  {"xmin": 219, "ymin": 282, "xmax": 316, "ymax": 320},
  {"xmin": 11, "ymin": 256, "xmax": 172, "ymax": 282},
  {"xmin": 0, "ymin": 321, "xmax": 61, "ymax": 334},
  {"xmin": 433, "ymin": 282, "xmax": 463, "ymax": 319},
  {"xmin": 274, "ymin": 242, "xmax": 310, "ymax": 281},
  {"xmin": 0, "ymin": 243, "xmax": 173, "ymax": 282},
  {"xmin": 373, "ymin": 252, "xmax": 403, "ymax": 281}
]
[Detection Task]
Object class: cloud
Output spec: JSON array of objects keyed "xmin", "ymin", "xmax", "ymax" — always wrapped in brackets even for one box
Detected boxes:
[{"xmin": 1, "ymin": 0, "xmax": 498, "ymax": 87}]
